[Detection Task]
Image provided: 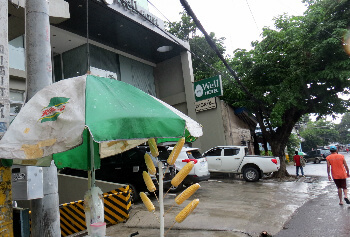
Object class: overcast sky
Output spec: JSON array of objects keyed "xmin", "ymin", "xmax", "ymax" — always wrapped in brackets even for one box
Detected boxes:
[{"xmin": 148, "ymin": 0, "xmax": 308, "ymax": 54}]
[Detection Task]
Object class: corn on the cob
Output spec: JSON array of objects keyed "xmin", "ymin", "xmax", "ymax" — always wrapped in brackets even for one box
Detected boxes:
[
  {"xmin": 140, "ymin": 192, "xmax": 155, "ymax": 212},
  {"xmin": 148, "ymin": 138, "xmax": 159, "ymax": 157},
  {"xmin": 171, "ymin": 161, "xmax": 194, "ymax": 187},
  {"xmin": 167, "ymin": 137, "xmax": 185, "ymax": 165},
  {"xmin": 175, "ymin": 199, "xmax": 199, "ymax": 223},
  {"xmin": 175, "ymin": 183, "xmax": 200, "ymax": 205},
  {"xmin": 143, "ymin": 171, "xmax": 156, "ymax": 192},
  {"xmin": 144, "ymin": 153, "xmax": 156, "ymax": 175}
]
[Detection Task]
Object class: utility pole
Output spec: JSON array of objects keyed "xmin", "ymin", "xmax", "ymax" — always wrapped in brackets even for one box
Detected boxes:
[
  {"xmin": 0, "ymin": 0, "xmax": 13, "ymax": 235},
  {"xmin": 26, "ymin": 0, "xmax": 60, "ymax": 236}
]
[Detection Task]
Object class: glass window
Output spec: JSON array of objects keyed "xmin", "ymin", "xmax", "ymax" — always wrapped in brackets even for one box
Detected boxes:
[
  {"xmin": 205, "ymin": 148, "xmax": 222, "ymax": 156},
  {"xmin": 186, "ymin": 150, "xmax": 203, "ymax": 159},
  {"xmin": 224, "ymin": 148, "xmax": 239, "ymax": 156}
]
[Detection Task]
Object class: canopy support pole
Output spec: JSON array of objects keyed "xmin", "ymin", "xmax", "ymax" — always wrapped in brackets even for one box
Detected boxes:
[
  {"xmin": 89, "ymin": 132, "xmax": 95, "ymax": 188},
  {"xmin": 85, "ymin": 132, "xmax": 104, "ymax": 235},
  {"xmin": 158, "ymin": 161, "xmax": 164, "ymax": 237}
]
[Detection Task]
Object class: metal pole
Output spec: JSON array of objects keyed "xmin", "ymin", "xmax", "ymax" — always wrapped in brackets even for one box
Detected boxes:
[
  {"xmin": 158, "ymin": 161, "xmax": 164, "ymax": 237},
  {"xmin": 0, "ymin": 1, "xmax": 13, "ymax": 234},
  {"xmin": 26, "ymin": 0, "xmax": 60, "ymax": 236}
]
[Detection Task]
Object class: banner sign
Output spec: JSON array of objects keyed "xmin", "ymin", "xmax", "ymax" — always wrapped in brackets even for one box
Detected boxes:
[{"xmin": 194, "ymin": 75, "xmax": 222, "ymax": 102}]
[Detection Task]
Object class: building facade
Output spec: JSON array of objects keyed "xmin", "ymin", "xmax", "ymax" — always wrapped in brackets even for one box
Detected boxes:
[{"xmin": 8, "ymin": 0, "xmax": 256, "ymax": 153}]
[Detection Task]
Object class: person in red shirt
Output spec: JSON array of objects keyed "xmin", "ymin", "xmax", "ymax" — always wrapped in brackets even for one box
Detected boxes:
[
  {"xmin": 327, "ymin": 146, "xmax": 350, "ymax": 205},
  {"xmin": 293, "ymin": 151, "xmax": 304, "ymax": 177}
]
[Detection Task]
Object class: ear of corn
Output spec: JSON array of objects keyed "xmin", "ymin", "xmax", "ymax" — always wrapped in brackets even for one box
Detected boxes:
[
  {"xmin": 144, "ymin": 153, "xmax": 156, "ymax": 175},
  {"xmin": 175, "ymin": 199, "xmax": 199, "ymax": 223},
  {"xmin": 167, "ymin": 137, "xmax": 185, "ymax": 165},
  {"xmin": 171, "ymin": 161, "xmax": 194, "ymax": 187},
  {"xmin": 175, "ymin": 183, "xmax": 200, "ymax": 205},
  {"xmin": 148, "ymin": 138, "xmax": 159, "ymax": 157},
  {"xmin": 143, "ymin": 171, "xmax": 156, "ymax": 192},
  {"xmin": 140, "ymin": 192, "xmax": 155, "ymax": 212}
]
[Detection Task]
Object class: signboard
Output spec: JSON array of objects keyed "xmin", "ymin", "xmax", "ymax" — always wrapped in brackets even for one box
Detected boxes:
[
  {"xmin": 194, "ymin": 75, "xmax": 223, "ymax": 102},
  {"xmin": 104, "ymin": 0, "xmax": 165, "ymax": 30},
  {"xmin": 195, "ymin": 97, "xmax": 217, "ymax": 112}
]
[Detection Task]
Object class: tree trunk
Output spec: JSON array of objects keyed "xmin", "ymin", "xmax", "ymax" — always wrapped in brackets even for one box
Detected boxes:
[
  {"xmin": 270, "ymin": 140, "xmax": 289, "ymax": 178},
  {"xmin": 252, "ymin": 132, "xmax": 260, "ymax": 155}
]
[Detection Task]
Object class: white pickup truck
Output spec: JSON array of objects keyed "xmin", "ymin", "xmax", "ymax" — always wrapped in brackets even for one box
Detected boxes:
[{"xmin": 202, "ymin": 146, "xmax": 280, "ymax": 182}]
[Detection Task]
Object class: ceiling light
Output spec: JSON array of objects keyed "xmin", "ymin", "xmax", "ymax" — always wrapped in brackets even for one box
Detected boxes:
[{"xmin": 157, "ymin": 46, "xmax": 173, "ymax": 53}]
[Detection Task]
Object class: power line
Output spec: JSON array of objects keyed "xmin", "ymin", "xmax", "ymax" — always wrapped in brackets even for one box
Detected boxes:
[
  {"xmin": 147, "ymin": 0, "xmax": 174, "ymax": 24},
  {"xmin": 245, "ymin": 0, "xmax": 260, "ymax": 31}
]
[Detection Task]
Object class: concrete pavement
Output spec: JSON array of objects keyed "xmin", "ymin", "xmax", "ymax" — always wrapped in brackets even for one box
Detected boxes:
[
  {"xmin": 72, "ymin": 155, "xmax": 347, "ymax": 237},
  {"xmin": 102, "ymin": 175, "xmax": 329, "ymax": 237},
  {"xmin": 275, "ymin": 177, "xmax": 350, "ymax": 237}
]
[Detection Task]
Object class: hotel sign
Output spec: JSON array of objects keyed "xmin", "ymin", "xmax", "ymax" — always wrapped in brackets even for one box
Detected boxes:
[
  {"xmin": 103, "ymin": 0, "xmax": 164, "ymax": 30},
  {"xmin": 194, "ymin": 75, "xmax": 223, "ymax": 102}
]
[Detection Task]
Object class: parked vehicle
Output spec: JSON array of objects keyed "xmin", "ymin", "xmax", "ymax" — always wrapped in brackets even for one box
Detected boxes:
[
  {"xmin": 59, "ymin": 146, "xmax": 174, "ymax": 202},
  {"xmin": 168, "ymin": 147, "xmax": 210, "ymax": 192},
  {"xmin": 202, "ymin": 146, "xmax": 280, "ymax": 182},
  {"xmin": 303, "ymin": 149, "xmax": 327, "ymax": 163},
  {"xmin": 322, "ymin": 150, "xmax": 331, "ymax": 159}
]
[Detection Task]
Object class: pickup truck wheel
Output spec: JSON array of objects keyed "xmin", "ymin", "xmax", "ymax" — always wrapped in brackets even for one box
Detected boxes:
[
  {"xmin": 127, "ymin": 183, "xmax": 139, "ymax": 203},
  {"xmin": 243, "ymin": 167, "xmax": 259, "ymax": 182},
  {"xmin": 314, "ymin": 158, "xmax": 320, "ymax": 164}
]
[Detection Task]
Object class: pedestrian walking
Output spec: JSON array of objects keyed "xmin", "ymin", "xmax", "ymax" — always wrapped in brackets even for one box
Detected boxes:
[
  {"xmin": 293, "ymin": 151, "xmax": 305, "ymax": 177},
  {"xmin": 326, "ymin": 145, "xmax": 350, "ymax": 205}
]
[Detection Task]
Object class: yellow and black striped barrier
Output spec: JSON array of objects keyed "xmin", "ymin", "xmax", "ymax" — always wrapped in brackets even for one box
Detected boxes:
[{"xmin": 59, "ymin": 186, "xmax": 131, "ymax": 237}]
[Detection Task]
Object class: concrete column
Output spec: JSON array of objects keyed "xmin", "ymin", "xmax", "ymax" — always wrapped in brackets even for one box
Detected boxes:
[
  {"xmin": 25, "ymin": 0, "xmax": 53, "ymax": 99},
  {"xmin": 180, "ymin": 51, "xmax": 202, "ymax": 149},
  {"xmin": 0, "ymin": 1, "xmax": 13, "ymax": 236},
  {"xmin": 26, "ymin": 0, "xmax": 60, "ymax": 236}
]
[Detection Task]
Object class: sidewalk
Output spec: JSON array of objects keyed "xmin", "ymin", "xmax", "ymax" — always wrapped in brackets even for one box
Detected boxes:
[{"xmin": 275, "ymin": 180, "xmax": 350, "ymax": 237}]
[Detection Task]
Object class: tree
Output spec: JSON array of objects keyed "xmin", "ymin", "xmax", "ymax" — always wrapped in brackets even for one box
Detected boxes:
[
  {"xmin": 299, "ymin": 120, "xmax": 339, "ymax": 151},
  {"xmin": 222, "ymin": 0, "xmax": 350, "ymax": 177},
  {"xmin": 166, "ymin": 12, "xmax": 226, "ymax": 81},
  {"xmin": 336, "ymin": 113, "xmax": 350, "ymax": 145},
  {"xmin": 286, "ymin": 133, "xmax": 302, "ymax": 162}
]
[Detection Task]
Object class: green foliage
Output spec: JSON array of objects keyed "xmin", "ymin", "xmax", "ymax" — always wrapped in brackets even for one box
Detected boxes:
[
  {"xmin": 166, "ymin": 1, "xmax": 350, "ymax": 177},
  {"xmin": 223, "ymin": 0, "xmax": 350, "ymax": 163},
  {"xmin": 286, "ymin": 133, "xmax": 301, "ymax": 158},
  {"xmin": 259, "ymin": 150, "xmax": 273, "ymax": 156},
  {"xmin": 166, "ymin": 12, "xmax": 226, "ymax": 81},
  {"xmin": 336, "ymin": 112, "xmax": 350, "ymax": 145},
  {"xmin": 300, "ymin": 120, "xmax": 339, "ymax": 151},
  {"xmin": 165, "ymin": 11, "xmax": 197, "ymax": 41}
]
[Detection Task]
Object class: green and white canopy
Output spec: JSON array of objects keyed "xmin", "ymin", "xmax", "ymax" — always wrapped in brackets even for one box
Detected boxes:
[{"xmin": 0, "ymin": 75, "xmax": 202, "ymax": 163}]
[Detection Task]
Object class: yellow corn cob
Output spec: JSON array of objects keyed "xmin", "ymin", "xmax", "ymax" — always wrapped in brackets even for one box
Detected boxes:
[
  {"xmin": 171, "ymin": 161, "xmax": 194, "ymax": 187},
  {"xmin": 175, "ymin": 183, "xmax": 200, "ymax": 205},
  {"xmin": 175, "ymin": 199, "xmax": 199, "ymax": 223},
  {"xmin": 148, "ymin": 138, "xmax": 159, "ymax": 157},
  {"xmin": 140, "ymin": 192, "xmax": 155, "ymax": 212},
  {"xmin": 144, "ymin": 153, "xmax": 156, "ymax": 175},
  {"xmin": 167, "ymin": 137, "xmax": 185, "ymax": 165},
  {"xmin": 143, "ymin": 171, "xmax": 156, "ymax": 192}
]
